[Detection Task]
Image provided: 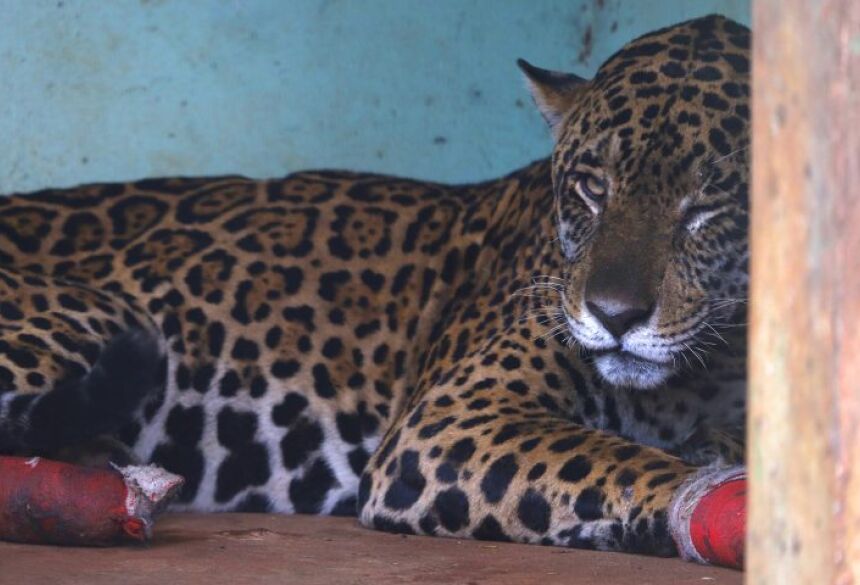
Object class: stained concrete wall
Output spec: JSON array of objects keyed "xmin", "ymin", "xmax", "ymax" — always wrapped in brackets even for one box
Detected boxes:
[{"xmin": 0, "ymin": 0, "xmax": 749, "ymax": 193}]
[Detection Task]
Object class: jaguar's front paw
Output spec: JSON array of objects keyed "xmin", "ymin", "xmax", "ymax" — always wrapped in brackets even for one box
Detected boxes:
[{"xmin": 669, "ymin": 465, "xmax": 746, "ymax": 569}]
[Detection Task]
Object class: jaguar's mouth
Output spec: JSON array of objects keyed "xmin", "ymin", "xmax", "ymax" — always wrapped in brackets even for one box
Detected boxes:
[{"xmin": 591, "ymin": 349, "xmax": 675, "ymax": 390}]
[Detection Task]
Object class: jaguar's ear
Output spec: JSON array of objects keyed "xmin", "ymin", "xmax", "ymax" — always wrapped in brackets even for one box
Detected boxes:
[{"xmin": 517, "ymin": 59, "xmax": 587, "ymax": 139}]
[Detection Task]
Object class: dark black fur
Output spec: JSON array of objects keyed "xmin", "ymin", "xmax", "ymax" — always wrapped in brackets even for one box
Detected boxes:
[{"xmin": 0, "ymin": 328, "xmax": 164, "ymax": 454}]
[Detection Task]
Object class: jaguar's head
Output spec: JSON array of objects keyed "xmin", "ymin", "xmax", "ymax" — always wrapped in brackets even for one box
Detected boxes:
[{"xmin": 521, "ymin": 14, "xmax": 750, "ymax": 389}]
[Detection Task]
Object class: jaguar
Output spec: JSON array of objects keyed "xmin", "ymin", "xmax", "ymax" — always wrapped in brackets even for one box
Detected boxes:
[{"xmin": 0, "ymin": 14, "xmax": 749, "ymax": 557}]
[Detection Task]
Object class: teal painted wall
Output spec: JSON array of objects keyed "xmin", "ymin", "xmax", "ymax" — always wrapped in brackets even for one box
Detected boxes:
[{"xmin": 0, "ymin": 0, "xmax": 749, "ymax": 193}]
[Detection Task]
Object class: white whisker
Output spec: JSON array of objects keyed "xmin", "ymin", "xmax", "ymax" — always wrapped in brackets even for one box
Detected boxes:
[{"xmin": 709, "ymin": 145, "xmax": 750, "ymax": 166}]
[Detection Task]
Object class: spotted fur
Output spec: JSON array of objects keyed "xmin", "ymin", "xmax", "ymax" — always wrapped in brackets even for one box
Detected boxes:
[{"xmin": 0, "ymin": 15, "xmax": 748, "ymax": 556}]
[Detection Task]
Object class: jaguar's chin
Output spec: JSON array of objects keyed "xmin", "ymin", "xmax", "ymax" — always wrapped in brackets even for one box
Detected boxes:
[{"xmin": 593, "ymin": 351, "xmax": 675, "ymax": 390}]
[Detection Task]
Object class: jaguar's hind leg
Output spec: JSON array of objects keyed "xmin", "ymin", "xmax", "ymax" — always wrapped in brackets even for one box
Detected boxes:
[
  {"xmin": 55, "ymin": 436, "xmax": 139, "ymax": 468},
  {"xmin": 0, "ymin": 265, "xmax": 165, "ymax": 464}
]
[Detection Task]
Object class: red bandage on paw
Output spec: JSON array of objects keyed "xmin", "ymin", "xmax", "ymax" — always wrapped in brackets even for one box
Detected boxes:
[
  {"xmin": 669, "ymin": 466, "xmax": 745, "ymax": 569},
  {"xmin": 0, "ymin": 455, "xmax": 183, "ymax": 546}
]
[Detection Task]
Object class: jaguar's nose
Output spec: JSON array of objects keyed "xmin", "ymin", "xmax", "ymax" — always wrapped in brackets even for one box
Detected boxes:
[{"xmin": 585, "ymin": 298, "xmax": 653, "ymax": 339}]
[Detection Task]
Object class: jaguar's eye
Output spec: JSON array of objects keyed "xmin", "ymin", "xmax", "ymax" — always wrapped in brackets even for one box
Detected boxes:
[{"xmin": 573, "ymin": 174, "xmax": 607, "ymax": 211}]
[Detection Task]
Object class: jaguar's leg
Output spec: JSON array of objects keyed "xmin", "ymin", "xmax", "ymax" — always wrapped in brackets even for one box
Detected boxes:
[
  {"xmin": 0, "ymin": 265, "xmax": 164, "ymax": 465},
  {"xmin": 674, "ymin": 426, "xmax": 745, "ymax": 467},
  {"xmin": 54, "ymin": 436, "xmax": 140, "ymax": 467},
  {"xmin": 359, "ymin": 384, "xmax": 705, "ymax": 555}
]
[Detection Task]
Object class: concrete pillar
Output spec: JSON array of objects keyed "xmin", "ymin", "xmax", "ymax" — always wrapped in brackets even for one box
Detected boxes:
[{"xmin": 749, "ymin": 1, "xmax": 860, "ymax": 583}]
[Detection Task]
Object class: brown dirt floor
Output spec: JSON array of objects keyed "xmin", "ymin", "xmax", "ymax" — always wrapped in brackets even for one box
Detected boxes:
[{"xmin": 0, "ymin": 513, "xmax": 742, "ymax": 585}]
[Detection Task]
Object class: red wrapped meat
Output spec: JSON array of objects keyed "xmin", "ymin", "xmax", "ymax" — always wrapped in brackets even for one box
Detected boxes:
[{"xmin": 0, "ymin": 455, "xmax": 183, "ymax": 546}]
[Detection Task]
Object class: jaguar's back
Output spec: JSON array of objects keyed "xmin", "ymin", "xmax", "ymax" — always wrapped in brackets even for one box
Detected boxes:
[{"xmin": 0, "ymin": 167, "xmax": 531, "ymax": 512}]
